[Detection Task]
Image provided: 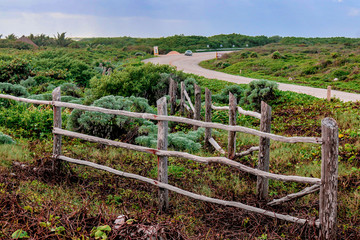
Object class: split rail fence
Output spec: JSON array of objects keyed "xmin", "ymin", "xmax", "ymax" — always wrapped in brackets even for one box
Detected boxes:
[{"xmin": 0, "ymin": 84, "xmax": 338, "ymax": 239}]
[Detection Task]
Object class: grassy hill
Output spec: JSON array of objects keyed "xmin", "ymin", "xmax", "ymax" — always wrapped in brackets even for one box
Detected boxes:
[{"xmin": 200, "ymin": 41, "xmax": 360, "ymax": 93}]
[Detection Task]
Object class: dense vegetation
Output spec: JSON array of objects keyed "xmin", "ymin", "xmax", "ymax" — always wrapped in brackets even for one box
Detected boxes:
[
  {"xmin": 200, "ymin": 41, "xmax": 360, "ymax": 93},
  {"xmin": 0, "ymin": 32, "xmax": 280, "ymax": 53},
  {"xmin": 0, "ymin": 37, "xmax": 359, "ymax": 239}
]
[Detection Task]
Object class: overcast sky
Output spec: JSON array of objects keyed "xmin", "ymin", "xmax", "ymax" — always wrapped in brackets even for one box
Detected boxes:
[{"xmin": 1, "ymin": 0, "xmax": 360, "ymax": 38}]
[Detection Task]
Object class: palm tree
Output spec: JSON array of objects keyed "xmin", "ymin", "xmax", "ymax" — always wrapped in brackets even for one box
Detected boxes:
[{"xmin": 55, "ymin": 32, "xmax": 72, "ymax": 47}]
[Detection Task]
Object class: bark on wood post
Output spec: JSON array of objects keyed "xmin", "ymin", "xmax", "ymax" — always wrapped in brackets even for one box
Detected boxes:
[
  {"xmin": 157, "ymin": 97, "xmax": 169, "ymax": 212},
  {"xmin": 180, "ymin": 82, "xmax": 185, "ymax": 116},
  {"xmin": 169, "ymin": 78, "xmax": 177, "ymax": 115},
  {"xmin": 205, "ymin": 88, "xmax": 212, "ymax": 150},
  {"xmin": 52, "ymin": 87, "xmax": 62, "ymax": 172},
  {"xmin": 319, "ymin": 118, "xmax": 338, "ymax": 240},
  {"xmin": 257, "ymin": 101, "xmax": 271, "ymax": 199},
  {"xmin": 228, "ymin": 92, "xmax": 237, "ymax": 159},
  {"xmin": 193, "ymin": 84, "xmax": 201, "ymax": 130}
]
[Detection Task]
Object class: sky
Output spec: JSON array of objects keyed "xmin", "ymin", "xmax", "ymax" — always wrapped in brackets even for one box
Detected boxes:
[{"xmin": 1, "ymin": 0, "xmax": 360, "ymax": 38}]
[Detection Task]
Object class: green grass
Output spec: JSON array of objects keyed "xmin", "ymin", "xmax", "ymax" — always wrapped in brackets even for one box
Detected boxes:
[{"xmin": 200, "ymin": 42, "xmax": 360, "ymax": 93}]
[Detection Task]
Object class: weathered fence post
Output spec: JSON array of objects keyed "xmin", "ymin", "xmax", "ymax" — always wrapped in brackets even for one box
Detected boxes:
[
  {"xmin": 194, "ymin": 84, "xmax": 201, "ymax": 130},
  {"xmin": 257, "ymin": 101, "xmax": 271, "ymax": 199},
  {"xmin": 327, "ymin": 86, "xmax": 331, "ymax": 102},
  {"xmin": 169, "ymin": 78, "xmax": 177, "ymax": 115},
  {"xmin": 52, "ymin": 87, "xmax": 62, "ymax": 172},
  {"xmin": 180, "ymin": 81, "xmax": 185, "ymax": 115},
  {"xmin": 157, "ymin": 97, "xmax": 169, "ymax": 212},
  {"xmin": 228, "ymin": 92, "xmax": 237, "ymax": 159},
  {"xmin": 320, "ymin": 118, "xmax": 338, "ymax": 240},
  {"xmin": 205, "ymin": 88, "xmax": 212, "ymax": 150}
]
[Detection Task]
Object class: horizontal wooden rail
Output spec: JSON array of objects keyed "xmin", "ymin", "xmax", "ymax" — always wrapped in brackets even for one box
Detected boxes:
[
  {"xmin": 56, "ymin": 154, "xmax": 319, "ymax": 227},
  {"xmin": 0, "ymin": 94, "xmax": 52, "ymax": 105},
  {"xmin": 211, "ymin": 104, "xmax": 261, "ymax": 119},
  {"xmin": 53, "ymin": 101, "xmax": 322, "ymax": 144},
  {"xmin": 54, "ymin": 128, "xmax": 321, "ymax": 184}
]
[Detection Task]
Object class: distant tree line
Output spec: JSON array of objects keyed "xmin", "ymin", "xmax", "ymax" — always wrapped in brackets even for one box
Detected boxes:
[
  {"xmin": 0, "ymin": 32, "xmax": 72, "ymax": 49},
  {"xmin": 2, "ymin": 32, "xmax": 360, "ymax": 51}
]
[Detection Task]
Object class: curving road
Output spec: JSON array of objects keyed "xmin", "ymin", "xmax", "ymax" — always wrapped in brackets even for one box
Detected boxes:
[{"xmin": 143, "ymin": 52, "xmax": 360, "ymax": 102}]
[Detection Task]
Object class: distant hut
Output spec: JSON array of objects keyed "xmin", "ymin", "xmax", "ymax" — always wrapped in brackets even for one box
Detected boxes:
[
  {"xmin": 17, "ymin": 36, "xmax": 38, "ymax": 48},
  {"xmin": 166, "ymin": 51, "xmax": 181, "ymax": 55}
]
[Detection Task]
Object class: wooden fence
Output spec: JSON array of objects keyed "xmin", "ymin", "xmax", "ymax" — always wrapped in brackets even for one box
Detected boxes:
[{"xmin": 0, "ymin": 85, "xmax": 338, "ymax": 239}]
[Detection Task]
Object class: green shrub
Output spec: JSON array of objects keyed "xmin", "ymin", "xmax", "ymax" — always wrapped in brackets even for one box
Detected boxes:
[
  {"xmin": 0, "ymin": 103, "xmax": 54, "ymax": 139},
  {"xmin": 250, "ymin": 52, "xmax": 258, "ymax": 58},
  {"xmin": 0, "ymin": 132, "xmax": 15, "ymax": 144},
  {"xmin": 89, "ymin": 63, "xmax": 177, "ymax": 105},
  {"xmin": 302, "ymin": 66, "xmax": 319, "ymax": 75},
  {"xmin": 20, "ymin": 77, "xmax": 37, "ymax": 88},
  {"xmin": 0, "ymin": 58, "xmax": 31, "ymax": 83},
  {"xmin": 331, "ymin": 52, "xmax": 340, "ymax": 58},
  {"xmin": 32, "ymin": 56, "xmax": 95, "ymax": 87},
  {"xmin": 136, "ymin": 121, "xmax": 205, "ymax": 152},
  {"xmin": 271, "ymin": 51, "xmax": 282, "ymax": 59},
  {"xmin": 28, "ymin": 93, "xmax": 52, "ymax": 101},
  {"xmin": 212, "ymin": 84, "xmax": 244, "ymax": 104},
  {"xmin": 59, "ymin": 83, "xmax": 83, "ymax": 97},
  {"xmin": 0, "ymin": 83, "xmax": 29, "ymax": 97},
  {"xmin": 243, "ymin": 79, "xmax": 279, "ymax": 111},
  {"xmin": 67, "ymin": 95, "xmax": 155, "ymax": 139},
  {"xmin": 332, "ymin": 69, "xmax": 349, "ymax": 81}
]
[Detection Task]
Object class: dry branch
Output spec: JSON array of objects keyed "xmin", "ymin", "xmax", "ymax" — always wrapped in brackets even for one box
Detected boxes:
[
  {"xmin": 267, "ymin": 184, "xmax": 320, "ymax": 206},
  {"xmin": 208, "ymin": 137, "xmax": 226, "ymax": 154},
  {"xmin": 56, "ymin": 155, "xmax": 319, "ymax": 227},
  {"xmin": 183, "ymin": 88, "xmax": 195, "ymax": 113},
  {"xmin": 235, "ymin": 146, "xmax": 260, "ymax": 158}
]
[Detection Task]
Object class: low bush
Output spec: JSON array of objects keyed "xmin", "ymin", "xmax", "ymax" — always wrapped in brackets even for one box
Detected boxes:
[
  {"xmin": 67, "ymin": 95, "xmax": 155, "ymax": 140},
  {"xmin": 243, "ymin": 79, "xmax": 279, "ymax": 111},
  {"xmin": 136, "ymin": 121, "xmax": 205, "ymax": 152},
  {"xmin": 89, "ymin": 63, "xmax": 176, "ymax": 105},
  {"xmin": 0, "ymin": 83, "xmax": 29, "ymax": 97},
  {"xmin": 0, "ymin": 103, "xmax": 54, "ymax": 139},
  {"xmin": 0, "ymin": 58, "xmax": 31, "ymax": 83},
  {"xmin": 20, "ymin": 77, "xmax": 37, "ymax": 88},
  {"xmin": 0, "ymin": 132, "xmax": 15, "ymax": 144},
  {"xmin": 212, "ymin": 84, "xmax": 244, "ymax": 104}
]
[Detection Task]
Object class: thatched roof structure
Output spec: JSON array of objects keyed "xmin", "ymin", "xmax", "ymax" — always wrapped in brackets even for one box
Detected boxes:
[
  {"xmin": 166, "ymin": 51, "xmax": 181, "ymax": 55},
  {"xmin": 17, "ymin": 36, "xmax": 38, "ymax": 48}
]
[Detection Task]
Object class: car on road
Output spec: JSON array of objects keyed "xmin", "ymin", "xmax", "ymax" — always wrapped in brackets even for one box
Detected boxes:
[{"xmin": 184, "ymin": 50, "xmax": 192, "ymax": 56}]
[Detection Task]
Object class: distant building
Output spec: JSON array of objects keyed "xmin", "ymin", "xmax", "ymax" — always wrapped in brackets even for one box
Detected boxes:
[{"xmin": 17, "ymin": 36, "xmax": 38, "ymax": 48}]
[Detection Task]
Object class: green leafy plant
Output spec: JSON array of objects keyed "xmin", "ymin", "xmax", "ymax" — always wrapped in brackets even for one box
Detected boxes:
[
  {"xmin": 90, "ymin": 225, "xmax": 111, "ymax": 239},
  {"xmin": 11, "ymin": 229, "xmax": 29, "ymax": 239}
]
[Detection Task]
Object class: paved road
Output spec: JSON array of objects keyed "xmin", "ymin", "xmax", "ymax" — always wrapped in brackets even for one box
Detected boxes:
[{"xmin": 143, "ymin": 52, "xmax": 360, "ymax": 102}]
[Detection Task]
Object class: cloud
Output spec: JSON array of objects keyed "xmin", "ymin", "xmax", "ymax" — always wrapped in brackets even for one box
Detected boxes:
[
  {"xmin": 0, "ymin": 10, "xmax": 210, "ymax": 38},
  {"xmin": 348, "ymin": 8, "xmax": 360, "ymax": 16}
]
